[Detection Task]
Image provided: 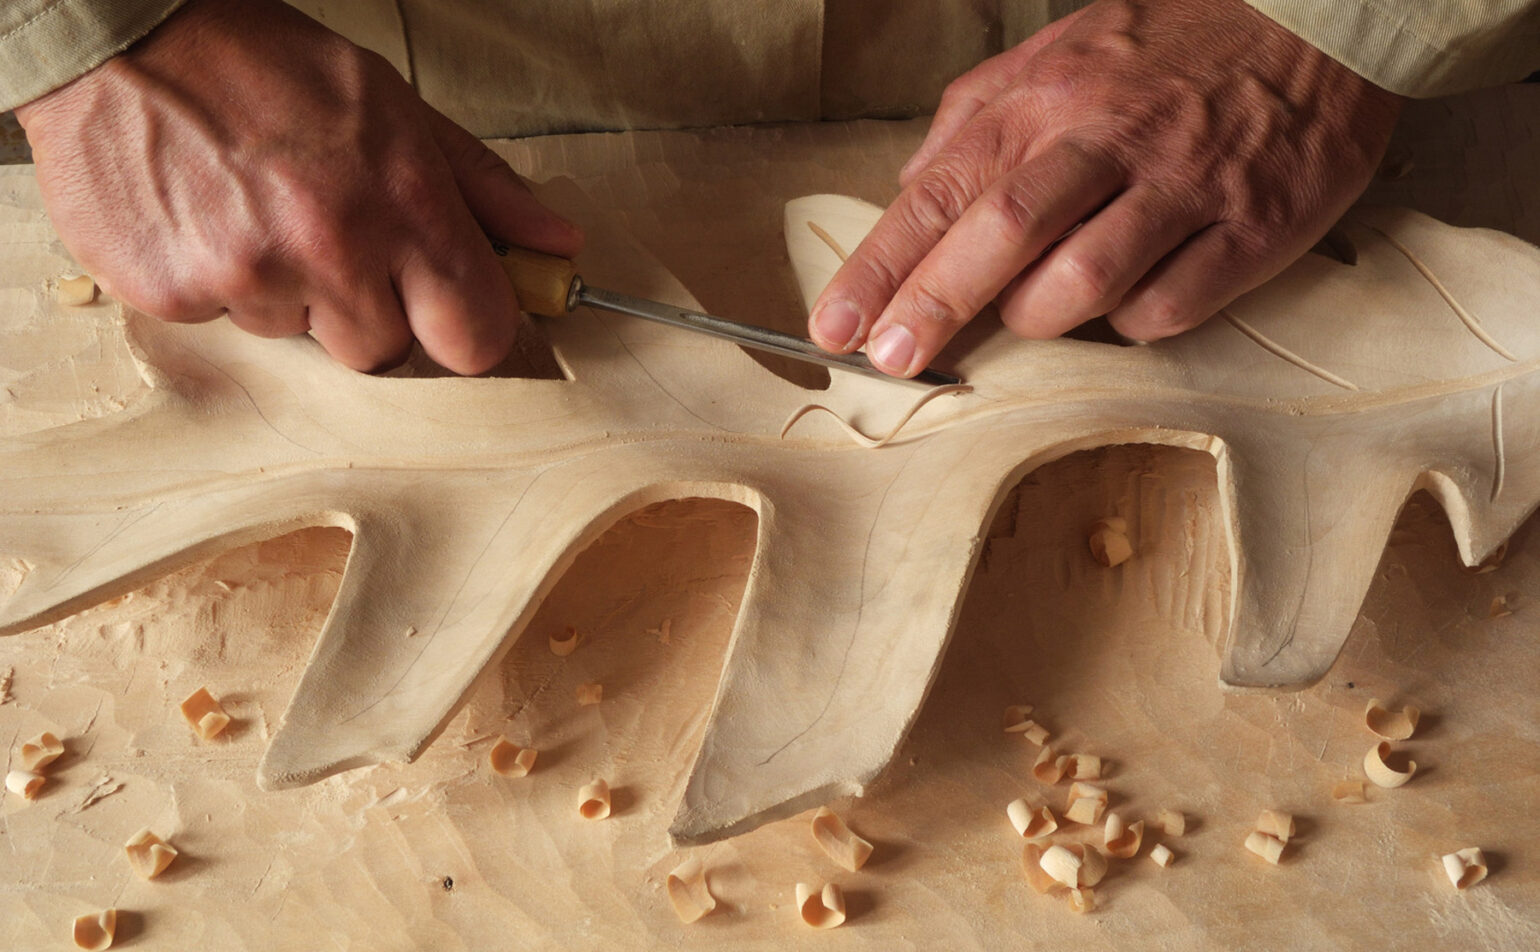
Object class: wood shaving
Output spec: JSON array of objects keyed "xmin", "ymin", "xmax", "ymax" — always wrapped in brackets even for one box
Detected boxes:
[
  {"xmin": 1021, "ymin": 842, "xmax": 1064, "ymax": 895},
  {"xmin": 71, "ymin": 775, "xmax": 123, "ymax": 813},
  {"xmin": 1039, "ymin": 844, "xmax": 1082, "ymax": 888},
  {"xmin": 56, "ymin": 275, "xmax": 98, "ymax": 308},
  {"xmin": 578, "ymin": 779, "xmax": 612, "ymax": 819},
  {"xmin": 1066, "ymin": 754, "xmax": 1103, "ymax": 780},
  {"xmin": 0, "ymin": 665, "xmax": 12, "ymax": 704},
  {"xmin": 1001, "ymin": 704, "xmax": 1035, "ymax": 732},
  {"xmin": 779, "ymin": 383, "xmax": 973, "ymax": 448},
  {"xmin": 1150, "ymin": 844, "xmax": 1175, "ymax": 867},
  {"xmin": 1155, "ymin": 808, "xmax": 1186, "ymax": 836},
  {"xmin": 19, "ymin": 730, "xmax": 64, "ymax": 771},
  {"xmin": 5, "ymin": 769, "xmax": 43, "ymax": 800},
  {"xmin": 549, "ymin": 626, "xmax": 580, "ymax": 656},
  {"xmin": 1489, "ymin": 595, "xmax": 1513, "ymax": 619},
  {"xmin": 1068, "ymin": 887, "xmax": 1096, "ymax": 914},
  {"xmin": 1244, "ymin": 830, "xmax": 1287, "ymax": 865},
  {"xmin": 1088, "ymin": 517, "xmax": 1133, "ymax": 567},
  {"xmin": 124, "ymin": 829, "xmax": 178, "ymax": 880},
  {"xmin": 179, "ymin": 687, "xmax": 231, "ymax": 740},
  {"xmin": 1255, "ymin": 810, "xmax": 1295, "ymax": 843},
  {"xmin": 488, "ymin": 739, "xmax": 537, "ymax": 778},
  {"xmin": 666, "ymin": 857, "xmax": 716, "ymax": 923},
  {"xmin": 1006, "ymin": 799, "xmax": 1058, "ymax": 840},
  {"xmin": 1020, "ymin": 722, "xmax": 1050, "ymax": 746},
  {"xmin": 1104, "ymin": 813, "xmax": 1144, "ymax": 859},
  {"xmin": 1363, "ymin": 698, "xmax": 1420, "ymax": 740},
  {"xmin": 811, "ymin": 806, "xmax": 873, "ymax": 871},
  {"xmin": 1441, "ymin": 847, "xmax": 1489, "ymax": 890},
  {"xmin": 795, "ymin": 882, "xmax": 846, "ymax": 928},
  {"xmin": 72, "ymin": 908, "xmax": 116, "ymax": 951},
  {"xmin": 576, "ymin": 682, "xmax": 604, "ymax": 706},
  {"xmin": 1364, "ymin": 741, "xmax": 1417, "ymax": 787},
  {"xmin": 1064, "ymin": 782, "xmax": 1108, "ymax": 825},
  {"xmin": 1332, "ymin": 780, "xmax": 1368, "ymax": 804},
  {"xmin": 1071, "ymin": 844, "xmax": 1109, "ymax": 887},
  {"xmin": 1032, "ymin": 746, "xmax": 1069, "ymax": 784}
]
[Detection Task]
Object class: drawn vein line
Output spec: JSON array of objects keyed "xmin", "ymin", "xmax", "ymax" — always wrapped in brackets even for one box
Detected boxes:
[
  {"xmin": 1363, "ymin": 223, "xmax": 1518, "ymax": 362},
  {"xmin": 807, "ymin": 221, "xmax": 850, "ymax": 262},
  {"xmin": 1220, "ymin": 310, "xmax": 1360, "ymax": 391},
  {"xmin": 1491, "ymin": 384, "xmax": 1506, "ymax": 503}
]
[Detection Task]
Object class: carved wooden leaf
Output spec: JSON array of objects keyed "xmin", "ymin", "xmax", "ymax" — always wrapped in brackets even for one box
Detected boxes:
[{"xmin": 2, "ymin": 179, "xmax": 1537, "ymax": 845}]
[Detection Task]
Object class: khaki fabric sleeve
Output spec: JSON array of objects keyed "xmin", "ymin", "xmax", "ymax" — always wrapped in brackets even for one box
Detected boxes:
[
  {"xmin": 1245, "ymin": 0, "xmax": 1540, "ymax": 97},
  {"xmin": 0, "ymin": 0, "xmax": 189, "ymax": 110}
]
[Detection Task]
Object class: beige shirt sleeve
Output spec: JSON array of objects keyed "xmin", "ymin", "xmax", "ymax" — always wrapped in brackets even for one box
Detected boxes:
[
  {"xmin": 0, "ymin": 0, "xmax": 188, "ymax": 111},
  {"xmin": 1245, "ymin": 0, "xmax": 1540, "ymax": 97}
]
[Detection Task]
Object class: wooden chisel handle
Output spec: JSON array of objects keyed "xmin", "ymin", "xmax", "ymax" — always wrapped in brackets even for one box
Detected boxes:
[{"xmin": 491, "ymin": 242, "xmax": 579, "ymax": 318}]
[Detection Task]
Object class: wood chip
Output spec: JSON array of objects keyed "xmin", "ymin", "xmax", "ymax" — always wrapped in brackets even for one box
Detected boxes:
[
  {"xmin": 811, "ymin": 807, "xmax": 873, "ymax": 871},
  {"xmin": 1150, "ymin": 843, "xmax": 1175, "ymax": 867},
  {"xmin": 19, "ymin": 730, "xmax": 64, "ymax": 771},
  {"xmin": 0, "ymin": 666, "xmax": 12, "ymax": 704},
  {"xmin": 1331, "ymin": 780, "xmax": 1368, "ymax": 804},
  {"xmin": 1363, "ymin": 698, "xmax": 1420, "ymax": 740},
  {"xmin": 1032, "ymin": 746, "xmax": 1069, "ymax": 784},
  {"xmin": 576, "ymin": 682, "xmax": 604, "ymax": 706},
  {"xmin": 1255, "ymin": 810, "xmax": 1295, "ymax": 843},
  {"xmin": 549, "ymin": 625, "xmax": 580, "ymax": 656},
  {"xmin": 1066, "ymin": 754, "xmax": 1102, "ymax": 780},
  {"xmin": 1104, "ymin": 813, "xmax": 1144, "ymax": 859},
  {"xmin": 578, "ymin": 778, "xmax": 611, "ymax": 819},
  {"xmin": 1020, "ymin": 721, "xmax": 1051, "ymax": 746},
  {"xmin": 488, "ymin": 738, "xmax": 537, "ymax": 778},
  {"xmin": 1039, "ymin": 844, "xmax": 1082, "ymax": 888},
  {"xmin": 1244, "ymin": 830, "xmax": 1286, "ymax": 865},
  {"xmin": 1064, "ymin": 782, "xmax": 1108, "ymax": 825},
  {"xmin": 1068, "ymin": 887, "xmax": 1096, "ymax": 914},
  {"xmin": 1002, "ymin": 704, "xmax": 1035, "ymax": 732},
  {"xmin": 5, "ymin": 769, "xmax": 44, "ymax": 800},
  {"xmin": 1088, "ymin": 517, "xmax": 1133, "ymax": 567},
  {"xmin": 1364, "ymin": 741, "xmax": 1417, "ymax": 788},
  {"xmin": 72, "ymin": 909, "xmax": 116, "ymax": 951},
  {"xmin": 795, "ymin": 882, "xmax": 846, "ymax": 929},
  {"xmin": 666, "ymin": 857, "xmax": 716, "ymax": 923},
  {"xmin": 124, "ymin": 829, "xmax": 178, "ymax": 880},
  {"xmin": 1071, "ymin": 844, "xmax": 1108, "ymax": 887},
  {"xmin": 1021, "ymin": 842, "xmax": 1064, "ymax": 894},
  {"xmin": 1006, "ymin": 799, "xmax": 1058, "ymax": 840},
  {"xmin": 179, "ymin": 687, "xmax": 230, "ymax": 740},
  {"xmin": 1155, "ymin": 808, "xmax": 1186, "ymax": 836},
  {"xmin": 1441, "ymin": 847, "xmax": 1489, "ymax": 890},
  {"xmin": 56, "ymin": 275, "xmax": 98, "ymax": 308}
]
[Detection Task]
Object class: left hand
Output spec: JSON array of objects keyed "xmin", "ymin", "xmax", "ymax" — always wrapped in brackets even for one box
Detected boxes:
[{"xmin": 807, "ymin": 0, "xmax": 1404, "ymax": 377}]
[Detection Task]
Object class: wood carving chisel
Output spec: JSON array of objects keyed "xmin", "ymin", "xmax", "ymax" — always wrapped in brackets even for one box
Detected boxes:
[{"xmin": 494, "ymin": 243, "xmax": 962, "ymax": 388}]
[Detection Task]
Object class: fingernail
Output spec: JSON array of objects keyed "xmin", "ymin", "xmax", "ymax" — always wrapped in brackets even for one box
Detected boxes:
[
  {"xmin": 868, "ymin": 324, "xmax": 916, "ymax": 375},
  {"xmin": 813, "ymin": 300, "xmax": 862, "ymax": 349}
]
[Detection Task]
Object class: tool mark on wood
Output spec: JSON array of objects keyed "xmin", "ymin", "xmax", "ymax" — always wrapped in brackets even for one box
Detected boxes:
[
  {"xmin": 1491, "ymin": 384, "xmax": 1506, "ymax": 503},
  {"xmin": 806, "ymin": 221, "xmax": 849, "ymax": 262},
  {"xmin": 1219, "ymin": 310, "xmax": 1361, "ymax": 391},
  {"xmin": 779, "ymin": 384, "xmax": 973, "ymax": 447},
  {"xmin": 1361, "ymin": 223, "xmax": 1518, "ymax": 362}
]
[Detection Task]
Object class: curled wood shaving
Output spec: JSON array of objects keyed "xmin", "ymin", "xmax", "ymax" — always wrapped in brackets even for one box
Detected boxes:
[
  {"xmin": 1244, "ymin": 830, "xmax": 1286, "ymax": 865},
  {"xmin": 578, "ymin": 779, "xmax": 612, "ymax": 819},
  {"xmin": 1032, "ymin": 747, "xmax": 1070, "ymax": 784},
  {"xmin": 179, "ymin": 687, "xmax": 230, "ymax": 740},
  {"xmin": 1104, "ymin": 813, "xmax": 1144, "ymax": 859},
  {"xmin": 1070, "ymin": 844, "xmax": 1109, "ymax": 887},
  {"xmin": 576, "ymin": 682, "xmax": 604, "ymax": 706},
  {"xmin": 549, "ymin": 626, "xmax": 580, "ymax": 656},
  {"xmin": 19, "ymin": 731, "xmax": 64, "ymax": 771},
  {"xmin": 666, "ymin": 857, "xmax": 716, "ymax": 923},
  {"xmin": 124, "ymin": 829, "xmax": 178, "ymax": 880},
  {"xmin": 56, "ymin": 275, "xmax": 98, "ymax": 308},
  {"xmin": 1155, "ymin": 808, "xmax": 1185, "ymax": 836},
  {"xmin": 1066, "ymin": 754, "xmax": 1102, "ymax": 780},
  {"xmin": 1006, "ymin": 799, "xmax": 1058, "ymax": 840},
  {"xmin": 1001, "ymin": 705, "xmax": 1035, "ymax": 732},
  {"xmin": 1064, "ymin": 782, "xmax": 1108, "ymax": 825},
  {"xmin": 1441, "ymin": 847, "xmax": 1489, "ymax": 890},
  {"xmin": 71, "ymin": 908, "xmax": 116, "ymax": 951},
  {"xmin": 795, "ymin": 882, "xmax": 847, "ymax": 929},
  {"xmin": 0, "ymin": 666, "xmax": 12, "ymax": 704},
  {"xmin": 1021, "ymin": 842, "xmax": 1064, "ymax": 895},
  {"xmin": 1363, "ymin": 699, "xmax": 1420, "ymax": 740},
  {"xmin": 5, "ymin": 769, "xmax": 43, "ymax": 800},
  {"xmin": 1039, "ymin": 845, "xmax": 1082, "ymax": 889},
  {"xmin": 811, "ymin": 807, "xmax": 874, "ymax": 871},
  {"xmin": 1255, "ymin": 810, "xmax": 1295, "ymax": 843},
  {"xmin": 1150, "ymin": 844, "xmax": 1175, "ymax": 868},
  {"xmin": 488, "ymin": 738, "xmax": 537, "ymax": 777},
  {"xmin": 1331, "ymin": 780, "xmax": 1368, "ymax": 804},
  {"xmin": 779, "ymin": 384, "xmax": 974, "ymax": 448},
  {"xmin": 1087, "ymin": 517, "xmax": 1133, "ymax": 567},
  {"xmin": 1068, "ymin": 887, "xmax": 1096, "ymax": 914},
  {"xmin": 1020, "ymin": 722, "xmax": 1050, "ymax": 746},
  {"xmin": 1364, "ymin": 741, "xmax": 1417, "ymax": 788}
]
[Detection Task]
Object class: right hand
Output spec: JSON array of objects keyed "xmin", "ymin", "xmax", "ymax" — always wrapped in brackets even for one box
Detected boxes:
[{"xmin": 15, "ymin": 0, "xmax": 582, "ymax": 374}]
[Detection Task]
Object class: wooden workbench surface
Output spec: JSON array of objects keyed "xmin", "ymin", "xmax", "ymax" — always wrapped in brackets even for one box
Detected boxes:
[{"xmin": 2, "ymin": 90, "xmax": 1538, "ymax": 950}]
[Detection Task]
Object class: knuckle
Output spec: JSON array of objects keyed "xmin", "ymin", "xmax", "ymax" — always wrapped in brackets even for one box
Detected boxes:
[
  {"xmin": 904, "ymin": 278, "xmax": 968, "ymax": 330},
  {"xmin": 982, "ymin": 177, "xmax": 1046, "ymax": 248},
  {"xmin": 906, "ymin": 170, "xmax": 971, "ymax": 237},
  {"xmin": 1128, "ymin": 290, "xmax": 1199, "ymax": 340},
  {"xmin": 1053, "ymin": 250, "xmax": 1122, "ymax": 316}
]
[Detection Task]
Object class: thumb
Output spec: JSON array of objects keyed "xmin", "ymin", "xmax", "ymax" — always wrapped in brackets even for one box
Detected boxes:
[{"xmin": 423, "ymin": 104, "xmax": 584, "ymax": 258}]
